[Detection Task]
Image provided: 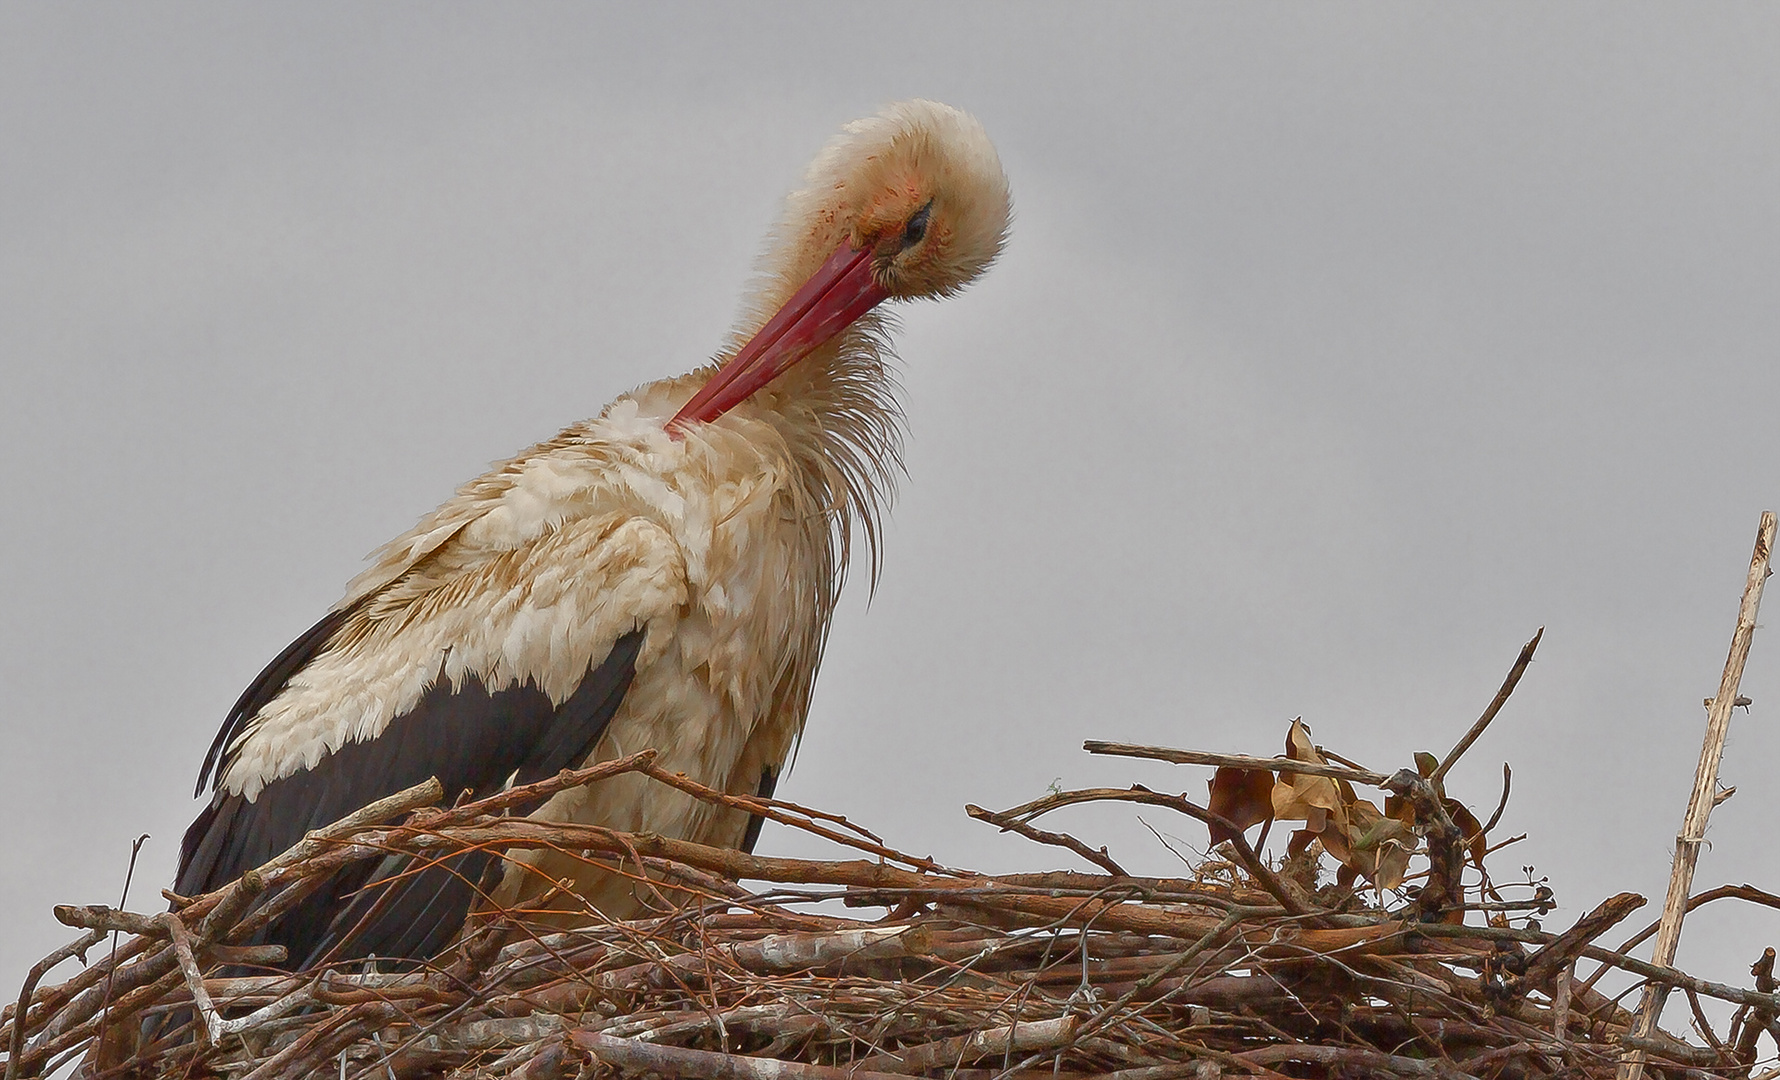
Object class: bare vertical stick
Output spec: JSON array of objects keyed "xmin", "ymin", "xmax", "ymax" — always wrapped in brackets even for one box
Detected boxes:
[{"xmin": 1619, "ymin": 510, "xmax": 1776, "ymax": 1080}]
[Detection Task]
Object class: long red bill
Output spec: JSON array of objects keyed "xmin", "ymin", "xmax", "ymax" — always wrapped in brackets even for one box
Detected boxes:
[{"xmin": 669, "ymin": 241, "xmax": 890, "ymax": 434}]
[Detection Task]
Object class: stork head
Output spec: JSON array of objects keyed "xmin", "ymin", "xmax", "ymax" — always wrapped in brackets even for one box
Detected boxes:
[
  {"xmin": 671, "ymin": 100, "xmax": 1011, "ymax": 432},
  {"xmin": 800, "ymin": 98, "xmax": 1013, "ymax": 302}
]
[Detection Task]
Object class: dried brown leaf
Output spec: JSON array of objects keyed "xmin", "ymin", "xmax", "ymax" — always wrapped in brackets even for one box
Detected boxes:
[
  {"xmin": 1447, "ymin": 797, "xmax": 1489, "ymax": 871},
  {"xmin": 1207, "ymin": 766, "xmax": 1276, "ymax": 847},
  {"xmin": 1271, "ymin": 720, "xmax": 1350, "ymax": 834}
]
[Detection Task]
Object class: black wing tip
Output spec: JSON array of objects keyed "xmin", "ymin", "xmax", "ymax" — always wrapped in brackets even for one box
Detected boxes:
[
  {"xmin": 740, "ymin": 765, "xmax": 779, "ymax": 855},
  {"xmin": 181, "ymin": 622, "xmax": 647, "ymax": 970},
  {"xmin": 194, "ymin": 605, "xmax": 356, "ymax": 797}
]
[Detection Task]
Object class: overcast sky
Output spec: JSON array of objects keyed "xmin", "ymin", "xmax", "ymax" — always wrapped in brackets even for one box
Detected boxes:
[{"xmin": 5, "ymin": 4, "xmax": 1780, "ymax": 1024}]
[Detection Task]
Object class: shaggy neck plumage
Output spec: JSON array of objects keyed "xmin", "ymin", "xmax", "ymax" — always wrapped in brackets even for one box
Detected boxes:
[{"xmin": 749, "ymin": 309, "xmax": 905, "ymax": 599}]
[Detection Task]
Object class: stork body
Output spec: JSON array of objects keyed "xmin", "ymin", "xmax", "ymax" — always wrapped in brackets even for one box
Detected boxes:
[{"xmin": 176, "ymin": 100, "xmax": 1011, "ymax": 968}]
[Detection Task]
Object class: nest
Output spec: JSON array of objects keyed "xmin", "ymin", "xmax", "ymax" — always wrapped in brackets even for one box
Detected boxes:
[{"xmin": 8, "ymin": 633, "xmax": 1780, "ymax": 1080}]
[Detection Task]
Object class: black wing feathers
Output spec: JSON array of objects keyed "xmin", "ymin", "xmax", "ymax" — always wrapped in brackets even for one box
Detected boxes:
[
  {"xmin": 511, "ymin": 630, "xmax": 644, "ymax": 797},
  {"xmin": 194, "ymin": 605, "xmax": 356, "ymax": 797},
  {"xmin": 740, "ymin": 765, "xmax": 778, "ymax": 855},
  {"xmin": 178, "ymin": 627, "xmax": 645, "ymax": 970}
]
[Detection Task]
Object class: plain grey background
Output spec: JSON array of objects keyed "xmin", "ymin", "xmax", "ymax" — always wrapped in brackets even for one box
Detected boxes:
[{"xmin": 5, "ymin": 4, "xmax": 1780, "ymax": 1029}]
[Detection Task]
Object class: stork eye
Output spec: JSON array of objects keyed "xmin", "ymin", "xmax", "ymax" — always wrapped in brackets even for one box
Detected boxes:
[{"xmin": 901, "ymin": 201, "xmax": 934, "ymax": 249}]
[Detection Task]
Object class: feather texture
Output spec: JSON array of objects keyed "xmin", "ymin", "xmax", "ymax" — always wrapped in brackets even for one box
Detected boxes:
[
  {"xmin": 180, "ymin": 632, "xmax": 643, "ymax": 966},
  {"xmin": 174, "ymin": 99, "xmax": 1011, "ymax": 958}
]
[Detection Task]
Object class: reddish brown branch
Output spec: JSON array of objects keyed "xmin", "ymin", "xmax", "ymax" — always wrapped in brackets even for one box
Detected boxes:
[{"xmin": 965, "ymin": 803, "xmax": 1129, "ymax": 876}]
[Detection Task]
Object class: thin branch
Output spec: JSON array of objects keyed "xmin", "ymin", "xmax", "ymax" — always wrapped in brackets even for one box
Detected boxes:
[
  {"xmin": 1432, "ymin": 627, "xmax": 1543, "ymax": 784},
  {"xmin": 1684, "ymin": 987, "xmax": 1726, "ymax": 1057},
  {"xmin": 1608, "ymin": 884, "xmax": 1780, "ymax": 962},
  {"xmin": 852, "ymin": 1016, "xmax": 1077, "ymax": 1072},
  {"xmin": 571, "ymin": 1030, "xmax": 916, "ymax": 1080},
  {"xmin": 637, "ymin": 764, "xmax": 946, "ymax": 872},
  {"xmin": 965, "ymin": 804, "xmax": 1129, "ymax": 876},
  {"xmin": 1480, "ymin": 763, "xmax": 1513, "ymax": 835},
  {"xmin": 1412, "ymin": 921, "xmax": 1780, "ymax": 1014},
  {"xmin": 987, "ymin": 786, "xmax": 1313, "ymax": 918},
  {"xmin": 94, "ymin": 833, "xmax": 149, "ymax": 1077},
  {"xmin": 159, "ymin": 915, "xmax": 221, "ymax": 1046},
  {"xmin": 1238, "ymin": 1041, "xmax": 1478, "ymax": 1079},
  {"xmin": 1521, "ymin": 892, "xmax": 1646, "ymax": 991},
  {"xmin": 1082, "ymin": 743, "xmax": 1389, "ymax": 787},
  {"xmin": 1733, "ymin": 946, "xmax": 1777, "ymax": 1066},
  {"xmin": 412, "ymin": 751, "xmax": 657, "ymax": 826},
  {"xmin": 3, "ymin": 931, "xmax": 103, "ymax": 1080}
]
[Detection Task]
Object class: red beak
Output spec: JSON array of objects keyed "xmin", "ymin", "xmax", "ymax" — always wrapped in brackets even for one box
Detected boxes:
[{"xmin": 669, "ymin": 241, "xmax": 890, "ymax": 434}]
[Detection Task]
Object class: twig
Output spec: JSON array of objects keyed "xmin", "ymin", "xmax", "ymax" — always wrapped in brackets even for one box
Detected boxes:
[
  {"xmin": 1238, "ymin": 1041, "xmax": 1481, "ymax": 1078},
  {"xmin": 1683, "ymin": 987, "xmax": 1726, "ymax": 1056},
  {"xmin": 1410, "ymin": 920, "xmax": 1780, "ymax": 1013},
  {"xmin": 637, "ymin": 764, "xmax": 948, "ymax": 872},
  {"xmin": 0, "ymin": 931, "xmax": 150, "ymax": 1040},
  {"xmin": 1480, "ymin": 763, "xmax": 1512, "ymax": 836},
  {"xmin": 1577, "ymin": 881, "xmax": 1780, "ymax": 1000},
  {"xmin": 413, "ymin": 751, "xmax": 657, "ymax": 826},
  {"xmin": 965, "ymin": 804, "xmax": 1129, "ymax": 876},
  {"xmin": 174, "ymin": 776, "xmax": 447, "ymax": 948},
  {"xmin": 259, "ymin": 777, "xmax": 444, "ymax": 873},
  {"xmin": 196, "ymin": 867, "xmax": 267, "ymax": 942},
  {"xmin": 570, "ymin": 1030, "xmax": 915, "ymax": 1080},
  {"xmin": 1734, "ymin": 947, "xmax": 1777, "ymax": 1066},
  {"xmin": 1621, "ymin": 510, "xmax": 1776, "ymax": 1080},
  {"xmin": 633, "ymin": 763, "xmax": 886, "ymax": 845},
  {"xmin": 210, "ymin": 982, "xmax": 319, "ymax": 1038},
  {"xmin": 159, "ymin": 915, "xmax": 220, "ymax": 1046},
  {"xmin": 1521, "ymin": 893, "xmax": 1645, "ymax": 992},
  {"xmin": 1615, "ymin": 1035, "xmax": 1718, "ymax": 1067},
  {"xmin": 549, "ymin": 924, "xmax": 930, "ymax": 998},
  {"xmin": 1604, "ymin": 884, "xmax": 1780, "ymax": 965},
  {"xmin": 363, "ymin": 818, "xmax": 1246, "ymax": 938},
  {"xmin": 1082, "ymin": 743, "xmax": 1389, "ymax": 787},
  {"xmin": 235, "ymin": 1000, "xmax": 405, "ymax": 1080},
  {"xmin": 989, "ymin": 786, "xmax": 1314, "ymax": 918},
  {"xmin": 853, "ymin": 1016, "xmax": 1078, "ymax": 1072},
  {"xmin": 93, "ymin": 833, "xmax": 149, "ymax": 1077},
  {"xmin": 1482, "ymin": 832, "xmax": 1527, "ymax": 856},
  {"xmin": 1553, "ymin": 960, "xmax": 1574, "ymax": 1038},
  {"xmin": 53, "ymin": 908, "xmax": 164, "ymax": 937},
  {"xmin": 3, "ymin": 931, "xmax": 104, "ymax": 1080},
  {"xmin": 22, "ymin": 936, "xmax": 168, "ymax": 1054},
  {"xmin": 1053, "ymin": 909, "xmax": 1248, "ymax": 1059},
  {"xmin": 1432, "ymin": 628, "xmax": 1543, "ymax": 784}
]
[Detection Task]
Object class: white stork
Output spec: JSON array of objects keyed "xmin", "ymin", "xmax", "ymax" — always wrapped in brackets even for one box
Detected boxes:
[{"xmin": 175, "ymin": 100, "xmax": 1011, "ymax": 969}]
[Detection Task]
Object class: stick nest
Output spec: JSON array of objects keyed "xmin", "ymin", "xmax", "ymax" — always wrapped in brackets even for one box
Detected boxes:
[{"xmin": 8, "ymin": 646, "xmax": 1780, "ymax": 1080}]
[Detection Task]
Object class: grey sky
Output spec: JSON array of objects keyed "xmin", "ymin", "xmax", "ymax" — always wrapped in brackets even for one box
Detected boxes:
[{"xmin": 4, "ymin": 4, "xmax": 1780, "ymax": 1016}]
